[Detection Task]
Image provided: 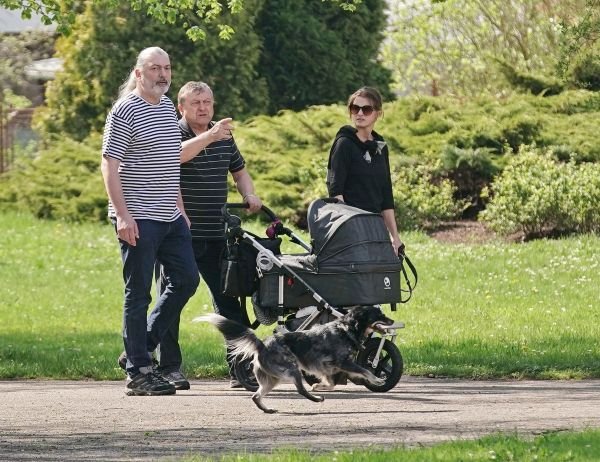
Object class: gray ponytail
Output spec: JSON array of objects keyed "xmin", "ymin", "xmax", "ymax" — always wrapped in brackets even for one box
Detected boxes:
[{"xmin": 116, "ymin": 46, "xmax": 169, "ymax": 101}]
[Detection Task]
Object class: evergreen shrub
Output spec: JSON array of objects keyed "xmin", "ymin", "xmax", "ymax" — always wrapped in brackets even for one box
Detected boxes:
[
  {"xmin": 3, "ymin": 90, "xmax": 599, "ymax": 233},
  {"xmin": 392, "ymin": 160, "xmax": 467, "ymax": 230},
  {"xmin": 0, "ymin": 136, "xmax": 106, "ymax": 222},
  {"xmin": 568, "ymin": 41, "xmax": 600, "ymax": 91},
  {"xmin": 481, "ymin": 147, "xmax": 600, "ymax": 237}
]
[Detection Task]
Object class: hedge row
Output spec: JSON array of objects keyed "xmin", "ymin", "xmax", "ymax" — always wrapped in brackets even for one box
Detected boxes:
[{"xmin": 1, "ymin": 90, "xmax": 598, "ymax": 234}]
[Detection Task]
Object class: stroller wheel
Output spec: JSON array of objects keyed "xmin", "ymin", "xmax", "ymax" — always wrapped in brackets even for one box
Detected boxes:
[
  {"xmin": 356, "ymin": 338, "xmax": 403, "ymax": 392},
  {"xmin": 233, "ymin": 357, "xmax": 259, "ymax": 392}
]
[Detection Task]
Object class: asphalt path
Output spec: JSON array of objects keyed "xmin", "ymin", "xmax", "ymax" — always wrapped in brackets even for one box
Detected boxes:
[{"xmin": 1, "ymin": 378, "xmax": 599, "ymax": 461}]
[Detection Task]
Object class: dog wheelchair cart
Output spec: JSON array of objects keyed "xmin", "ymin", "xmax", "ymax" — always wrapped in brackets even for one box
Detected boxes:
[{"xmin": 220, "ymin": 198, "xmax": 417, "ymax": 393}]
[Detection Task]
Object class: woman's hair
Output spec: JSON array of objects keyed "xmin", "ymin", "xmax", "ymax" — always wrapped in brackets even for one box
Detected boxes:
[
  {"xmin": 347, "ymin": 86, "xmax": 384, "ymax": 112},
  {"xmin": 116, "ymin": 47, "xmax": 169, "ymax": 101}
]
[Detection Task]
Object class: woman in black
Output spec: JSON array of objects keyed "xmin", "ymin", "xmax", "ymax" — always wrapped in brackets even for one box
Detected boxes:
[{"xmin": 327, "ymin": 86, "xmax": 403, "ymax": 255}]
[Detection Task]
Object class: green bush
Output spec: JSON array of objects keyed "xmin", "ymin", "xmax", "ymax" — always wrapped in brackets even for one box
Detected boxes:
[
  {"xmin": 440, "ymin": 145, "xmax": 500, "ymax": 215},
  {"xmin": 441, "ymin": 146, "xmax": 499, "ymax": 177},
  {"xmin": 0, "ymin": 136, "xmax": 107, "ymax": 222},
  {"xmin": 3, "ymin": 90, "xmax": 599, "ymax": 231},
  {"xmin": 480, "ymin": 147, "xmax": 600, "ymax": 237},
  {"xmin": 561, "ymin": 162, "xmax": 600, "ymax": 233},
  {"xmin": 551, "ymin": 88, "xmax": 600, "ymax": 115},
  {"xmin": 392, "ymin": 160, "xmax": 467, "ymax": 230},
  {"xmin": 500, "ymin": 116, "xmax": 541, "ymax": 152},
  {"xmin": 407, "ymin": 113, "xmax": 453, "ymax": 136},
  {"xmin": 404, "ymin": 97, "xmax": 447, "ymax": 122},
  {"xmin": 498, "ymin": 61, "xmax": 564, "ymax": 96},
  {"xmin": 568, "ymin": 41, "xmax": 600, "ymax": 91}
]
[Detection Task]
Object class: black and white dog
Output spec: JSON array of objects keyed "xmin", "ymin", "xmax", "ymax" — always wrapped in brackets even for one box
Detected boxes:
[{"xmin": 197, "ymin": 305, "xmax": 395, "ymax": 413}]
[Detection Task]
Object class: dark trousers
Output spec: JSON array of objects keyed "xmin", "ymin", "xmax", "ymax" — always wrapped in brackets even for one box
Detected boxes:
[
  {"xmin": 156, "ymin": 239, "xmax": 247, "ymax": 376},
  {"xmin": 118, "ymin": 217, "xmax": 199, "ymax": 375}
]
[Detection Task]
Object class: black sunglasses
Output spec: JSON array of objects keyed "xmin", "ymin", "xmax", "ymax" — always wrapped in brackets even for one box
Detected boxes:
[{"xmin": 349, "ymin": 104, "xmax": 375, "ymax": 116}]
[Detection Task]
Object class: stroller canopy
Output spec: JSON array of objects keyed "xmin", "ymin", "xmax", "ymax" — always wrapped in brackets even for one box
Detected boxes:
[
  {"xmin": 256, "ymin": 199, "xmax": 404, "ymax": 310},
  {"xmin": 307, "ymin": 199, "xmax": 398, "ymax": 265}
]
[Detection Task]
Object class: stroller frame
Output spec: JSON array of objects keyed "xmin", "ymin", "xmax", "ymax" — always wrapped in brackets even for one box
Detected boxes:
[{"xmin": 222, "ymin": 202, "xmax": 415, "ymax": 392}]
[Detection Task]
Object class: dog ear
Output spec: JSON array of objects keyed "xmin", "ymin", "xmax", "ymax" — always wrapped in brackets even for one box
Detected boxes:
[
  {"xmin": 366, "ymin": 306, "xmax": 385, "ymax": 325},
  {"xmin": 370, "ymin": 307, "xmax": 384, "ymax": 323},
  {"xmin": 351, "ymin": 307, "xmax": 369, "ymax": 333}
]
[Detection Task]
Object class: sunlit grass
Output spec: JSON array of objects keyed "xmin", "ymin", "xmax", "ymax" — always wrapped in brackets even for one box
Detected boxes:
[
  {"xmin": 182, "ymin": 429, "xmax": 600, "ymax": 461},
  {"xmin": 1, "ymin": 212, "xmax": 599, "ymax": 379},
  {"xmin": 404, "ymin": 234, "xmax": 600, "ymax": 378}
]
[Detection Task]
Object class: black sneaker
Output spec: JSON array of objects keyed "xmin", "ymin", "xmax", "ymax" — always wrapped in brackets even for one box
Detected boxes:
[
  {"xmin": 161, "ymin": 370, "xmax": 190, "ymax": 391},
  {"xmin": 126, "ymin": 371, "xmax": 176, "ymax": 396}
]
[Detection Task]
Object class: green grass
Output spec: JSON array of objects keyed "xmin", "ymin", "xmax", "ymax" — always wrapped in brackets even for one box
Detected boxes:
[
  {"xmin": 1, "ymin": 212, "xmax": 599, "ymax": 379},
  {"xmin": 406, "ymin": 233, "xmax": 600, "ymax": 379},
  {"xmin": 182, "ymin": 429, "xmax": 600, "ymax": 461},
  {"xmin": 0, "ymin": 213, "xmax": 227, "ymax": 379}
]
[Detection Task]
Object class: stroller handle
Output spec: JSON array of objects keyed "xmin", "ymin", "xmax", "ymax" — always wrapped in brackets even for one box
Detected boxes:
[
  {"xmin": 222, "ymin": 202, "xmax": 311, "ymax": 251},
  {"xmin": 222, "ymin": 203, "xmax": 278, "ymax": 222}
]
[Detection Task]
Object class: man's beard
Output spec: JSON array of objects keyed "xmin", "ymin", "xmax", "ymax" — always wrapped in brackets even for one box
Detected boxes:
[{"xmin": 153, "ymin": 81, "xmax": 170, "ymax": 96}]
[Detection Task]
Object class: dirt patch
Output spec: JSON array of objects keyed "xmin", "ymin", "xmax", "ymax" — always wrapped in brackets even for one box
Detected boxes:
[
  {"xmin": 427, "ymin": 220, "xmax": 521, "ymax": 244},
  {"xmin": 1, "ymin": 378, "xmax": 599, "ymax": 461}
]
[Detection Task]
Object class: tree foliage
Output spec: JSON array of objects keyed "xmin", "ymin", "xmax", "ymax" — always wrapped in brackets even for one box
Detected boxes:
[
  {"xmin": 256, "ymin": 0, "xmax": 392, "ymax": 113},
  {"xmin": 382, "ymin": 0, "xmax": 586, "ymax": 96},
  {"xmin": 37, "ymin": 1, "xmax": 267, "ymax": 140},
  {"xmin": 35, "ymin": 0, "xmax": 391, "ymax": 139},
  {"xmin": 559, "ymin": 0, "xmax": 600, "ymax": 89},
  {"xmin": 0, "ymin": 0, "xmax": 362, "ymax": 40}
]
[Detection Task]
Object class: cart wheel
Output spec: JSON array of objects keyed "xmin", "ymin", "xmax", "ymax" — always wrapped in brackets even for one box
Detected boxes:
[
  {"xmin": 356, "ymin": 338, "xmax": 403, "ymax": 392},
  {"xmin": 233, "ymin": 357, "xmax": 259, "ymax": 392}
]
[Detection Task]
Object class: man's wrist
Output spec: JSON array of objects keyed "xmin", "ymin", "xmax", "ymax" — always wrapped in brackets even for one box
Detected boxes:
[{"xmin": 243, "ymin": 193, "xmax": 257, "ymax": 200}]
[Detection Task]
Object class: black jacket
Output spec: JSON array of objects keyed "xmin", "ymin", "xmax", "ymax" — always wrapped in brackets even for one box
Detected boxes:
[{"xmin": 326, "ymin": 125, "xmax": 394, "ymax": 213}]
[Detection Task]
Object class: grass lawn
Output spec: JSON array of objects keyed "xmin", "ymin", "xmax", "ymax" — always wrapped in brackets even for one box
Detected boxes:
[
  {"xmin": 183, "ymin": 429, "xmax": 600, "ymax": 461},
  {"xmin": 0, "ymin": 212, "xmax": 599, "ymax": 380}
]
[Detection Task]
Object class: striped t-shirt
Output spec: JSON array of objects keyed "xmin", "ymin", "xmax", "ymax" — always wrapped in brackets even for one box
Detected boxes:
[
  {"xmin": 179, "ymin": 118, "xmax": 245, "ymax": 240},
  {"xmin": 102, "ymin": 93, "xmax": 182, "ymax": 222}
]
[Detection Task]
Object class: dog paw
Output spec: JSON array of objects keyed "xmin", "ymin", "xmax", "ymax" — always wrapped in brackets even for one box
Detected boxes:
[
  {"xmin": 263, "ymin": 408, "xmax": 278, "ymax": 414},
  {"xmin": 312, "ymin": 383, "xmax": 335, "ymax": 391},
  {"xmin": 373, "ymin": 377, "xmax": 386, "ymax": 386}
]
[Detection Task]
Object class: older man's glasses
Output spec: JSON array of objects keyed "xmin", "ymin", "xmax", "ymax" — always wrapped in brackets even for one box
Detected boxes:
[{"xmin": 349, "ymin": 104, "xmax": 375, "ymax": 116}]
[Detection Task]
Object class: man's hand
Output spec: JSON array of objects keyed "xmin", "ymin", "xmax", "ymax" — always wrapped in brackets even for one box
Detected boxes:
[
  {"xmin": 181, "ymin": 211, "xmax": 191, "ymax": 229},
  {"xmin": 244, "ymin": 193, "xmax": 262, "ymax": 213},
  {"xmin": 116, "ymin": 213, "xmax": 139, "ymax": 246},
  {"xmin": 208, "ymin": 117, "xmax": 234, "ymax": 142}
]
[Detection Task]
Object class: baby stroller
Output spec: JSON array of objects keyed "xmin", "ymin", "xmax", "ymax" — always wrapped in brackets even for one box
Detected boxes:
[{"xmin": 220, "ymin": 198, "xmax": 417, "ymax": 392}]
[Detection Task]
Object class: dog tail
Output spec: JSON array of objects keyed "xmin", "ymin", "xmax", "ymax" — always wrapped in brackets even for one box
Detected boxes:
[{"xmin": 194, "ymin": 314, "xmax": 264, "ymax": 361}]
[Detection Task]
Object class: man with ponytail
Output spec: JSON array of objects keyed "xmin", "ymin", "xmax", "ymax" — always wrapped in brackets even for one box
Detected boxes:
[{"xmin": 101, "ymin": 47, "xmax": 200, "ymax": 396}]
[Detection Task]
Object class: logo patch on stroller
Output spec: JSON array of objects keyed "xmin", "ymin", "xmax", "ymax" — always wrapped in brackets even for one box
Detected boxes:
[{"xmin": 383, "ymin": 277, "xmax": 391, "ymax": 290}]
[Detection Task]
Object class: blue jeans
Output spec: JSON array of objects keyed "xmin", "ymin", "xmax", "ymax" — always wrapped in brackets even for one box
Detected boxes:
[
  {"xmin": 117, "ymin": 216, "xmax": 199, "ymax": 375},
  {"xmin": 156, "ymin": 239, "xmax": 249, "ymax": 375}
]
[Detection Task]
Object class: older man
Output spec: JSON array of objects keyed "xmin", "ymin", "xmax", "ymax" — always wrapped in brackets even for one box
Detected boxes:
[
  {"xmin": 154, "ymin": 81, "xmax": 261, "ymax": 389},
  {"xmin": 101, "ymin": 47, "xmax": 199, "ymax": 396}
]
